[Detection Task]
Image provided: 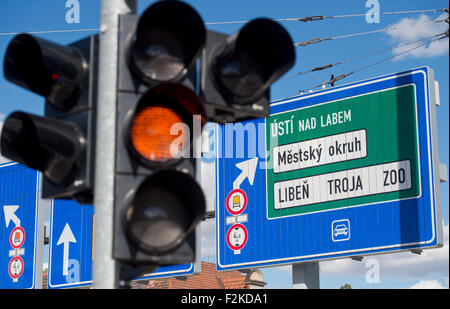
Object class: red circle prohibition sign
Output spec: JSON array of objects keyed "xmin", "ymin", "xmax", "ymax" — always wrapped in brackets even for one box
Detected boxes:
[
  {"xmin": 226, "ymin": 223, "xmax": 248, "ymax": 251},
  {"xmin": 8, "ymin": 256, "xmax": 24, "ymax": 280},
  {"xmin": 226, "ymin": 188, "xmax": 247, "ymax": 216},
  {"xmin": 10, "ymin": 226, "xmax": 25, "ymax": 249}
]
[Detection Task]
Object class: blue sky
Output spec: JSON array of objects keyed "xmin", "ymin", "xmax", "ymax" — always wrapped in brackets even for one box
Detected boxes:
[{"xmin": 0, "ymin": 0, "xmax": 448, "ymax": 289}]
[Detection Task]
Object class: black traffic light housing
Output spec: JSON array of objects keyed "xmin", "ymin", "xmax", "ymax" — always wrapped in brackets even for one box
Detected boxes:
[
  {"xmin": 1, "ymin": 34, "xmax": 98, "ymax": 204},
  {"xmin": 201, "ymin": 19, "xmax": 296, "ymax": 123},
  {"xmin": 112, "ymin": 0, "xmax": 296, "ymax": 278},
  {"xmin": 112, "ymin": 0, "xmax": 206, "ymax": 273}
]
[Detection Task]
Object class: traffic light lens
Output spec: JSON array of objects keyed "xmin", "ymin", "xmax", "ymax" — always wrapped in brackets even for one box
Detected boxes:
[
  {"xmin": 130, "ymin": 0, "xmax": 205, "ymax": 83},
  {"xmin": 133, "ymin": 31, "xmax": 186, "ymax": 82},
  {"xmin": 217, "ymin": 62, "xmax": 265, "ymax": 98},
  {"xmin": 128, "ymin": 83, "xmax": 205, "ymax": 165},
  {"xmin": 211, "ymin": 18, "xmax": 295, "ymax": 102},
  {"xmin": 51, "ymin": 73, "xmax": 60, "ymax": 81},
  {"xmin": 130, "ymin": 105, "xmax": 184, "ymax": 162},
  {"xmin": 127, "ymin": 186, "xmax": 188, "ymax": 250},
  {"xmin": 125, "ymin": 170, "xmax": 206, "ymax": 254}
]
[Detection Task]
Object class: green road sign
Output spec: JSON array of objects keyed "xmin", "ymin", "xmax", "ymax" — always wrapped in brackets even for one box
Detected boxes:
[{"xmin": 266, "ymin": 84, "xmax": 420, "ymax": 218}]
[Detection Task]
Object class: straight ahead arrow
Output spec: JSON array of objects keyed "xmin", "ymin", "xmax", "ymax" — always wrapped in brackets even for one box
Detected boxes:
[{"xmin": 57, "ymin": 223, "xmax": 76, "ymax": 276}]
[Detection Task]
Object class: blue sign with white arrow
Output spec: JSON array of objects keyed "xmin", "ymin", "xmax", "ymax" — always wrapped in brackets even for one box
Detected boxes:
[
  {"xmin": 215, "ymin": 67, "xmax": 444, "ymax": 271},
  {"xmin": 0, "ymin": 162, "xmax": 41, "ymax": 289},
  {"xmin": 48, "ymin": 199, "xmax": 199, "ymax": 288},
  {"xmin": 48, "ymin": 199, "xmax": 94, "ymax": 289}
]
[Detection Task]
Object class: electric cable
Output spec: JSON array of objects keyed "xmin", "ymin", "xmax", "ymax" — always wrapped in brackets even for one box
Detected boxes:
[
  {"xmin": 205, "ymin": 8, "xmax": 448, "ymax": 25},
  {"xmin": 294, "ymin": 17, "xmax": 448, "ymax": 46},
  {"xmin": 282, "ymin": 31, "xmax": 449, "ymax": 80},
  {"xmin": 275, "ymin": 31, "xmax": 448, "ymax": 101},
  {"xmin": 299, "ymin": 32, "xmax": 448, "ymax": 93}
]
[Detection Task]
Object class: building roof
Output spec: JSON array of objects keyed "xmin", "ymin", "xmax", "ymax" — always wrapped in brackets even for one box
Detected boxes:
[
  {"xmin": 145, "ymin": 262, "xmax": 250, "ymax": 289},
  {"xmin": 42, "ymin": 262, "xmax": 266, "ymax": 289}
]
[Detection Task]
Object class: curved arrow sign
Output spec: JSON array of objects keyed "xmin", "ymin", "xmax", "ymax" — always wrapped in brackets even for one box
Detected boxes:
[
  {"xmin": 3, "ymin": 205, "xmax": 21, "ymax": 228},
  {"xmin": 233, "ymin": 157, "xmax": 259, "ymax": 190}
]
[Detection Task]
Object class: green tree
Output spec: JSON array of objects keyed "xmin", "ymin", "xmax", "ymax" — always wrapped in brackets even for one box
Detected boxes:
[{"xmin": 340, "ymin": 283, "xmax": 352, "ymax": 289}]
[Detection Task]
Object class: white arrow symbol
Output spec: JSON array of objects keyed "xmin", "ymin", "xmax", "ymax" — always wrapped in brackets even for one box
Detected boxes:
[
  {"xmin": 233, "ymin": 157, "xmax": 259, "ymax": 190},
  {"xmin": 57, "ymin": 223, "xmax": 76, "ymax": 276},
  {"xmin": 3, "ymin": 205, "xmax": 21, "ymax": 228}
]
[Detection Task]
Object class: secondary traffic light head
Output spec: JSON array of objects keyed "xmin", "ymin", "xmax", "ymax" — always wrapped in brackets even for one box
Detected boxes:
[
  {"xmin": 4, "ymin": 34, "xmax": 87, "ymax": 110},
  {"xmin": 1, "ymin": 34, "xmax": 97, "ymax": 203},
  {"xmin": 1, "ymin": 111, "xmax": 84, "ymax": 186},
  {"xmin": 201, "ymin": 18, "xmax": 295, "ymax": 123}
]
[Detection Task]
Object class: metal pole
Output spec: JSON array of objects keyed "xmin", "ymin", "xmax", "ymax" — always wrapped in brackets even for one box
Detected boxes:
[
  {"xmin": 35, "ymin": 174, "xmax": 49, "ymax": 289},
  {"xmin": 292, "ymin": 262, "xmax": 320, "ymax": 289},
  {"xmin": 93, "ymin": 0, "xmax": 137, "ymax": 289}
]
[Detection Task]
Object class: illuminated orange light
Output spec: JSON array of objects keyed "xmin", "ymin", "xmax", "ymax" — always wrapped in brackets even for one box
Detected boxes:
[{"xmin": 130, "ymin": 106, "xmax": 184, "ymax": 162}]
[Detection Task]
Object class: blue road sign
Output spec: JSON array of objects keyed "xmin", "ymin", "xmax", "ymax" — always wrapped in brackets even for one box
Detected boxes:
[
  {"xmin": 0, "ymin": 162, "xmax": 41, "ymax": 288},
  {"xmin": 138, "ymin": 262, "xmax": 198, "ymax": 281},
  {"xmin": 215, "ymin": 67, "xmax": 444, "ymax": 271},
  {"xmin": 48, "ymin": 199, "xmax": 94, "ymax": 289},
  {"xmin": 48, "ymin": 199, "xmax": 199, "ymax": 288}
]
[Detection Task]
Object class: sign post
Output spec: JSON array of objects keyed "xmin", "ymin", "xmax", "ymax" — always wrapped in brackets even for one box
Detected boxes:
[{"xmin": 216, "ymin": 67, "xmax": 444, "ymax": 272}]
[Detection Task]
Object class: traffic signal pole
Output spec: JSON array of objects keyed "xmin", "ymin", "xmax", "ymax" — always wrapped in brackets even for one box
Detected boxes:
[{"xmin": 93, "ymin": 0, "xmax": 137, "ymax": 289}]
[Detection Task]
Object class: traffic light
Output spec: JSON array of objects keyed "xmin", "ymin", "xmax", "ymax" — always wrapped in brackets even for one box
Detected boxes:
[
  {"xmin": 113, "ymin": 0, "xmax": 207, "ymax": 275},
  {"xmin": 1, "ymin": 33, "xmax": 98, "ymax": 204},
  {"xmin": 112, "ymin": 0, "xmax": 296, "ymax": 278},
  {"xmin": 200, "ymin": 18, "xmax": 296, "ymax": 123}
]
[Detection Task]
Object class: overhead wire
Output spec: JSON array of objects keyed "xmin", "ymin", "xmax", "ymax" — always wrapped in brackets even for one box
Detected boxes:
[
  {"xmin": 279, "ymin": 6, "xmax": 449, "ymax": 99},
  {"xmin": 0, "ymin": 7, "xmax": 447, "ymax": 100},
  {"xmin": 295, "ymin": 31, "xmax": 449, "ymax": 94},
  {"xmin": 312, "ymin": 8, "xmax": 448, "ymax": 21},
  {"xmin": 294, "ymin": 17, "xmax": 448, "ymax": 46},
  {"xmin": 282, "ymin": 31, "xmax": 449, "ymax": 81},
  {"xmin": 205, "ymin": 7, "xmax": 448, "ymax": 25},
  {"xmin": 276, "ymin": 30, "xmax": 448, "ymax": 101},
  {"xmin": 0, "ymin": 28, "xmax": 100, "ymax": 37}
]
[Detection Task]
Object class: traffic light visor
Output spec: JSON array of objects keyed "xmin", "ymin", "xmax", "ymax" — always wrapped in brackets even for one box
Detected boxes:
[
  {"xmin": 130, "ymin": 0, "xmax": 206, "ymax": 83},
  {"xmin": 212, "ymin": 18, "xmax": 295, "ymax": 102},
  {"xmin": 0, "ymin": 111, "xmax": 85, "ymax": 185},
  {"xmin": 3, "ymin": 34, "xmax": 87, "ymax": 109}
]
